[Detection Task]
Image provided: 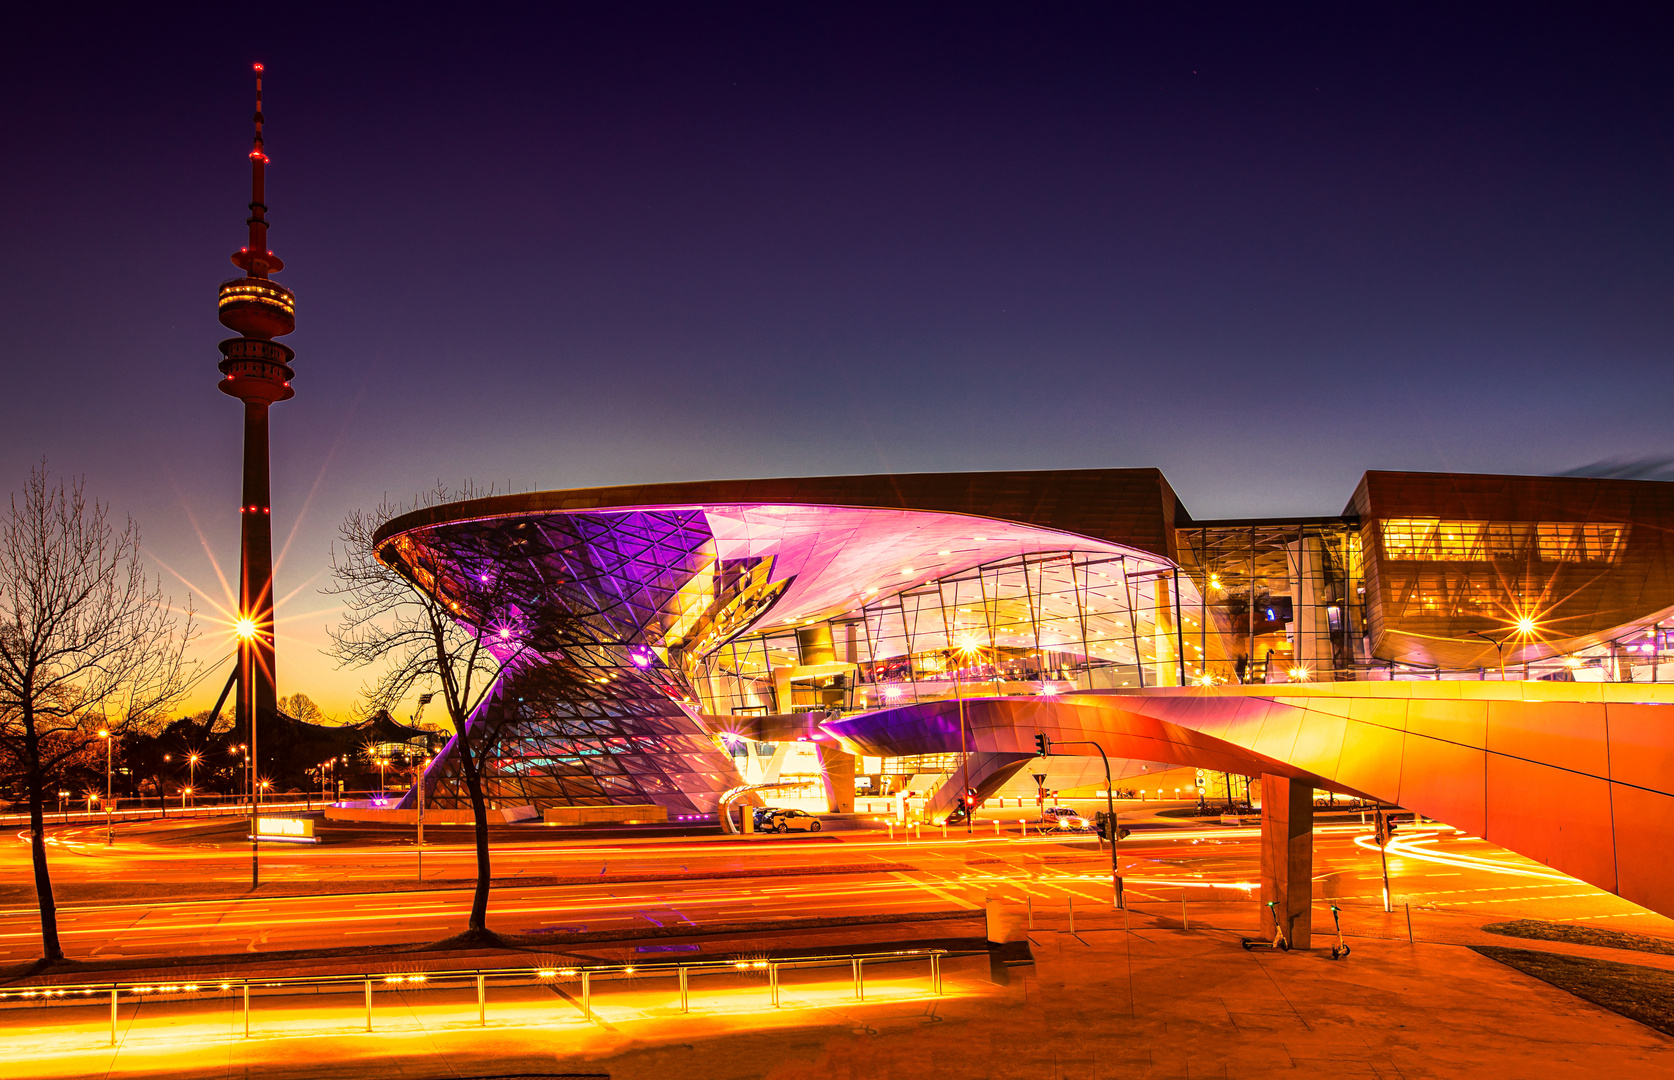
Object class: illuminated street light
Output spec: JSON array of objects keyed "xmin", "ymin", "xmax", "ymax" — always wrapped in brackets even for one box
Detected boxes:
[
  {"xmin": 98, "ymin": 729, "xmax": 113, "ymax": 846},
  {"xmin": 1468, "ymin": 629, "xmax": 1511, "ymax": 680},
  {"xmin": 235, "ymin": 616, "xmax": 258, "ymax": 641}
]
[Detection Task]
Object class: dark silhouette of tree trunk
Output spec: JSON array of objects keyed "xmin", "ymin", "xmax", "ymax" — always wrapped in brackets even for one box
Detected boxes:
[
  {"xmin": 328, "ymin": 485, "xmax": 543, "ymax": 941},
  {"xmin": 0, "ymin": 464, "xmax": 193, "ymax": 962}
]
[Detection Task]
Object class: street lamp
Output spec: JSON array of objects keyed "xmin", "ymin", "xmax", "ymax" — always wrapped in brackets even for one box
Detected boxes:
[
  {"xmin": 1468, "ymin": 629, "xmax": 1509, "ymax": 680},
  {"xmin": 98, "ymin": 729, "xmax": 113, "ymax": 845},
  {"xmin": 186, "ymin": 753, "xmax": 200, "ymax": 808},
  {"xmin": 235, "ymin": 616, "xmax": 259, "ymax": 889},
  {"xmin": 950, "ymin": 636, "xmax": 982, "ymax": 834}
]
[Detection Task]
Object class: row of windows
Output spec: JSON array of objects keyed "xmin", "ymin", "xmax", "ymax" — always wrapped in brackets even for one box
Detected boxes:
[{"xmin": 1379, "ymin": 519, "xmax": 1628, "ymax": 564}]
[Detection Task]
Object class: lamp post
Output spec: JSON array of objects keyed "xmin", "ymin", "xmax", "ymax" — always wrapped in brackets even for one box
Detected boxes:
[
  {"xmin": 950, "ymin": 638, "xmax": 981, "ymax": 835},
  {"xmin": 1037, "ymin": 735, "xmax": 1123, "ymax": 909},
  {"xmin": 1468, "ymin": 630, "xmax": 1508, "ymax": 680},
  {"xmin": 98, "ymin": 729, "xmax": 113, "ymax": 845},
  {"xmin": 186, "ymin": 753, "xmax": 199, "ymax": 808}
]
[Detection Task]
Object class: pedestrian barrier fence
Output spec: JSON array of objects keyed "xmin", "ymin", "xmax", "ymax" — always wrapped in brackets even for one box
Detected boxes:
[{"xmin": 0, "ymin": 947, "xmax": 985, "ymax": 1047}]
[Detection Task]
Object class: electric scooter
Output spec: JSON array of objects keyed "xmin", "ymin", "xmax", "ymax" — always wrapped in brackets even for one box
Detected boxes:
[
  {"xmin": 1240, "ymin": 900, "xmax": 1291, "ymax": 951},
  {"xmin": 1328, "ymin": 904, "xmax": 1351, "ymax": 960}
]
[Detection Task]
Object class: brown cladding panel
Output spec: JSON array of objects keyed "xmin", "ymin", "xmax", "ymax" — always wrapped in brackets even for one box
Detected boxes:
[{"xmin": 1349, "ymin": 471, "xmax": 1674, "ymax": 666}]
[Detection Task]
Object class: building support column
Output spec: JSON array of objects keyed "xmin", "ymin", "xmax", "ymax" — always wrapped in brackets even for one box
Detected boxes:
[
  {"xmin": 816, "ymin": 742, "xmax": 856, "ymax": 814},
  {"xmin": 1260, "ymin": 773, "xmax": 1313, "ymax": 949}
]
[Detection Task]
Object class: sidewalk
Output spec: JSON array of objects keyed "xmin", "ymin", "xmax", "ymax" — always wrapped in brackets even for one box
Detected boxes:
[{"xmin": 6, "ymin": 908, "xmax": 1670, "ymax": 1078}]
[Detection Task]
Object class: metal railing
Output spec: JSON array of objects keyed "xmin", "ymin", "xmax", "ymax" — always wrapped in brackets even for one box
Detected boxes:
[
  {"xmin": 0, "ymin": 947, "xmax": 984, "ymax": 1047},
  {"xmin": 0, "ymin": 799, "xmax": 314, "ymax": 828}
]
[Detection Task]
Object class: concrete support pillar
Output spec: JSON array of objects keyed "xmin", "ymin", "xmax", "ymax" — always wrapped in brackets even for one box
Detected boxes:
[
  {"xmin": 1259, "ymin": 773, "xmax": 1313, "ymax": 949},
  {"xmin": 817, "ymin": 741, "xmax": 856, "ymax": 813}
]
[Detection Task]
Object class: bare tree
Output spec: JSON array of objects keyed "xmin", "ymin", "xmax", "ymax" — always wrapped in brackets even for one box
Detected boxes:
[
  {"xmin": 277, "ymin": 692, "xmax": 327, "ymax": 723},
  {"xmin": 327, "ymin": 485, "xmax": 545, "ymax": 941},
  {"xmin": 0, "ymin": 465, "xmax": 194, "ymax": 961}
]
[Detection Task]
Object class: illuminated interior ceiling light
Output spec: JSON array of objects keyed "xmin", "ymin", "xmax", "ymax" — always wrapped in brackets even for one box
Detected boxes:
[{"xmin": 1515, "ymin": 616, "xmax": 1537, "ymax": 635}]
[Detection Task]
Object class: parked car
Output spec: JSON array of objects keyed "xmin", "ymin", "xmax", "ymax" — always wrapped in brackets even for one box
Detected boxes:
[
  {"xmin": 1041, "ymin": 806, "xmax": 1092, "ymax": 832},
  {"xmin": 761, "ymin": 808, "xmax": 823, "ymax": 833}
]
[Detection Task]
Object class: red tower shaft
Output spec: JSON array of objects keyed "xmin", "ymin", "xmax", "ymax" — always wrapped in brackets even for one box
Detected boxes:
[{"xmin": 217, "ymin": 63, "xmax": 296, "ymax": 778}]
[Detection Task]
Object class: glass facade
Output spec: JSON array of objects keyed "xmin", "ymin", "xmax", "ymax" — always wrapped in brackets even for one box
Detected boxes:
[
  {"xmin": 691, "ymin": 549, "xmax": 1196, "ymax": 716},
  {"xmin": 1175, "ymin": 521, "xmax": 1365, "ymax": 684}
]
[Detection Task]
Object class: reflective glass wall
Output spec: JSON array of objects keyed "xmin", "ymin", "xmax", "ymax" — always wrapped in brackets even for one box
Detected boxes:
[{"xmin": 692, "ymin": 550, "xmax": 1199, "ymax": 715}]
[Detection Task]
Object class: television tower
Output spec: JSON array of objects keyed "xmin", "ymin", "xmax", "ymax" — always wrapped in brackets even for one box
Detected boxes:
[{"xmin": 217, "ymin": 62, "xmax": 294, "ymax": 807}]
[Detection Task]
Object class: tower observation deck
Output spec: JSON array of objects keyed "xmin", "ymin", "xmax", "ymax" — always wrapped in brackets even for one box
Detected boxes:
[{"xmin": 217, "ymin": 63, "xmax": 293, "ymax": 756}]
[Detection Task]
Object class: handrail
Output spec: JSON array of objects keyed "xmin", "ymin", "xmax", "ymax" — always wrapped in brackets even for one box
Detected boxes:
[
  {"xmin": 0, "ymin": 799, "xmax": 314, "ymax": 828},
  {"xmin": 0, "ymin": 945, "xmax": 984, "ymax": 1045},
  {"xmin": 0, "ymin": 946, "xmax": 982, "ymax": 1000}
]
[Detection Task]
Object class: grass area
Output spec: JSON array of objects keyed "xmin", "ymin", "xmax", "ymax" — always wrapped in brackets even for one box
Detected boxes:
[
  {"xmin": 1475, "ymin": 945, "xmax": 1674, "ymax": 1038},
  {"xmin": 1483, "ymin": 919, "xmax": 1674, "ymax": 958}
]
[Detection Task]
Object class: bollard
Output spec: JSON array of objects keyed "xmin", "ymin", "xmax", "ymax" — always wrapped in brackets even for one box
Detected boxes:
[
  {"xmin": 993, "ymin": 818, "xmax": 1000, "ymax": 836},
  {"xmin": 887, "ymin": 821, "xmax": 894, "ymax": 840},
  {"xmin": 942, "ymin": 822, "xmax": 947, "ymax": 840},
  {"xmin": 109, "ymin": 988, "xmax": 117, "ymax": 1046},
  {"xmin": 581, "ymin": 971, "xmax": 591, "ymax": 1021},
  {"xmin": 365, "ymin": 979, "xmax": 372, "ymax": 1032},
  {"xmin": 243, "ymin": 983, "xmax": 250, "ymax": 1038},
  {"xmin": 477, "ymin": 973, "xmax": 486, "ymax": 1026},
  {"xmin": 1069, "ymin": 896, "xmax": 1075, "ymax": 934},
  {"xmin": 1406, "ymin": 903, "xmax": 1414, "ymax": 944},
  {"xmin": 769, "ymin": 962, "xmax": 779, "ymax": 1007},
  {"xmin": 1182, "ymin": 897, "xmax": 1190, "ymax": 931},
  {"xmin": 679, "ymin": 967, "xmax": 689, "ymax": 1013},
  {"xmin": 854, "ymin": 958, "xmax": 866, "ymax": 1001},
  {"xmin": 1027, "ymin": 896, "xmax": 1034, "ymax": 929},
  {"xmin": 931, "ymin": 952, "xmax": 942, "ymax": 995}
]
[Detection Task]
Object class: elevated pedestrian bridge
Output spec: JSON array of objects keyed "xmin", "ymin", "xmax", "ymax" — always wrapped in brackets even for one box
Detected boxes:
[{"xmin": 822, "ymin": 681, "xmax": 1674, "ymax": 941}]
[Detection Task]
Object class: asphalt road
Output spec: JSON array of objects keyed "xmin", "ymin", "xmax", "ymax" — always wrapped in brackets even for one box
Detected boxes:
[{"xmin": 4, "ymin": 803, "xmax": 1664, "ymax": 963}]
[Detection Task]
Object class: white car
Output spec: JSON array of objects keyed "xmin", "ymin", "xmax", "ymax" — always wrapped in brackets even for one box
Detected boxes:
[
  {"xmin": 1041, "ymin": 807, "xmax": 1092, "ymax": 832},
  {"xmin": 763, "ymin": 808, "xmax": 823, "ymax": 833}
]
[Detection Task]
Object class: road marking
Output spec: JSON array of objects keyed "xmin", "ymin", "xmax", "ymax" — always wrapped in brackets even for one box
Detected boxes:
[{"xmin": 885, "ymin": 871, "xmax": 979, "ymax": 909}]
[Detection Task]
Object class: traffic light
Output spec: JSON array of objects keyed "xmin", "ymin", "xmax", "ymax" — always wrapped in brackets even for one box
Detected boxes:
[
  {"xmin": 1374, "ymin": 810, "xmax": 1400, "ymax": 846},
  {"xmin": 1093, "ymin": 812, "xmax": 1131, "ymax": 841},
  {"xmin": 1034, "ymin": 732, "xmax": 1051, "ymax": 756}
]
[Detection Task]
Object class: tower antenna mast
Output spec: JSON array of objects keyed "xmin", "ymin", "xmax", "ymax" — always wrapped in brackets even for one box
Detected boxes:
[{"xmin": 217, "ymin": 62, "xmax": 297, "ymax": 888}]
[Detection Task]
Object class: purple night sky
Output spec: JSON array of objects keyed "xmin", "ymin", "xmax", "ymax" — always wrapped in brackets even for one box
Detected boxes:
[{"xmin": 2, "ymin": 5, "xmax": 1672, "ymax": 714}]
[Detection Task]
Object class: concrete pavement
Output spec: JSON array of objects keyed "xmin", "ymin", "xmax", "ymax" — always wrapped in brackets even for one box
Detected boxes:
[{"xmin": 5, "ymin": 912, "xmax": 1671, "ymax": 1079}]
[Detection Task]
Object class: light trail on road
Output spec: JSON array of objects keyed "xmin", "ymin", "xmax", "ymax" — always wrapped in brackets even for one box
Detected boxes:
[
  {"xmin": 1353, "ymin": 831, "xmax": 1572, "ymax": 880},
  {"xmin": 2, "ymin": 812, "xmax": 1655, "ymax": 963}
]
